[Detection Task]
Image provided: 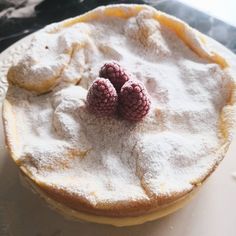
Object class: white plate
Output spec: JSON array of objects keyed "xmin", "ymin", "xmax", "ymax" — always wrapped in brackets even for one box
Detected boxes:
[{"xmin": 0, "ymin": 32, "xmax": 236, "ymax": 236}]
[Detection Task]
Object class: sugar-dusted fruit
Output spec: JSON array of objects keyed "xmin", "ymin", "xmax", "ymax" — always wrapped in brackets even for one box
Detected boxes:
[
  {"xmin": 119, "ymin": 80, "xmax": 151, "ymax": 121},
  {"xmin": 99, "ymin": 61, "xmax": 130, "ymax": 91},
  {"xmin": 87, "ymin": 77, "xmax": 118, "ymax": 116}
]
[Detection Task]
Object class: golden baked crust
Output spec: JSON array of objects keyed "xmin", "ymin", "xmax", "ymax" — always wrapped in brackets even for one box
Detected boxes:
[
  {"xmin": 19, "ymin": 170, "xmax": 199, "ymax": 226},
  {"xmin": 7, "ymin": 66, "xmax": 62, "ymax": 94},
  {"xmin": 2, "ymin": 4, "xmax": 236, "ymax": 225}
]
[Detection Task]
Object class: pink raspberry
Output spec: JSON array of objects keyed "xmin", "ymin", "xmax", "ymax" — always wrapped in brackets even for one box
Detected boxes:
[
  {"xmin": 119, "ymin": 80, "xmax": 151, "ymax": 121},
  {"xmin": 87, "ymin": 78, "xmax": 118, "ymax": 116},
  {"xmin": 99, "ymin": 61, "xmax": 130, "ymax": 91}
]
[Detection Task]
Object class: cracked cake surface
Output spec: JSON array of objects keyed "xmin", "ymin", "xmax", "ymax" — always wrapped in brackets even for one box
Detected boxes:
[{"xmin": 3, "ymin": 4, "xmax": 236, "ymax": 219}]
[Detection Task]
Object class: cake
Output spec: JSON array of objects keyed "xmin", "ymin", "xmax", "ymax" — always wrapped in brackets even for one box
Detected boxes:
[{"xmin": 2, "ymin": 4, "xmax": 236, "ymax": 226}]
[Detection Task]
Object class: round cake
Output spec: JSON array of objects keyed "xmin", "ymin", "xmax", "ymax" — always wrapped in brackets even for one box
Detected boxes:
[{"xmin": 2, "ymin": 4, "xmax": 236, "ymax": 226}]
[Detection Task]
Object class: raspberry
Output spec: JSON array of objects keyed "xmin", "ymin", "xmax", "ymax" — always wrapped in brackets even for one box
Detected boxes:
[
  {"xmin": 119, "ymin": 80, "xmax": 151, "ymax": 121},
  {"xmin": 99, "ymin": 61, "xmax": 130, "ymax": 91},
  {"xmin": 87, "ymin": 78, "xmax": 118, "ymax": 116}
]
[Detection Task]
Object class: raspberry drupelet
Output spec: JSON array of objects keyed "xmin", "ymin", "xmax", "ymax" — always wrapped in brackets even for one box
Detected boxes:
[
  {"xmin": 99, "ymin": 61, "xmax": 130, "ymax": 92},
  {"xmin": 87, "ymin": 78, "xmax": 118, "ymax": 116},
  {"xmin": 119, "ymin": 80, "xmax": 151, "ymax": 121}
]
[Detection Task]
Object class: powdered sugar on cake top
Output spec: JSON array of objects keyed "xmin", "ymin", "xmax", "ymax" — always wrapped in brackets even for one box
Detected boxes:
[{"xmin": 6, "ymin": 5, "xmax": 233, "ymax": 204}]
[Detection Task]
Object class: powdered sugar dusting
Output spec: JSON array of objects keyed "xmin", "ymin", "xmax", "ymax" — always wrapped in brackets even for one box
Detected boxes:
[{"xmin": 5, "ymin": 6, "xmax": 232, "ymax": 204}]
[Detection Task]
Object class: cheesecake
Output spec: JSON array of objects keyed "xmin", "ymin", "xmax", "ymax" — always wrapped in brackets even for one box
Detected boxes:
[{"xmin": 3, "ymin": 4, "xmax": 236, "ymax": 226}]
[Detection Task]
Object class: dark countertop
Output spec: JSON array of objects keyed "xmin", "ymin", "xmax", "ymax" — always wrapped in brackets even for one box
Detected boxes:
[{"xmin": 0, "ymin": 0, "xmax": 236, "ymax": 53}]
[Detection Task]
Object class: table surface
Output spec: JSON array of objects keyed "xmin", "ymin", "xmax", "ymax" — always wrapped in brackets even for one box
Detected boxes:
[
  {"xmin": 0, "ymin": 1, "xmax": 236, "ymax": 236},
  {"xmin": 180, "ymin": 0, "xmax": 236, "ymax": 26}
]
